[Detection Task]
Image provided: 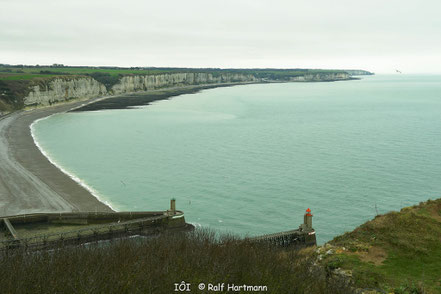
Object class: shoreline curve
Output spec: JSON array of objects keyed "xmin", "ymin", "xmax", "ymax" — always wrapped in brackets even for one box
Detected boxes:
[
  {"xmin": 30, "ymin": 115, "xmax": 118, "ymax": 212},
  {"xmin": 0, "ymin": 100, "xmax": 114, "ymax": 216},
  {"xmin": 0, "ymin": 83, "xmax": 259, "ymax": 217}
]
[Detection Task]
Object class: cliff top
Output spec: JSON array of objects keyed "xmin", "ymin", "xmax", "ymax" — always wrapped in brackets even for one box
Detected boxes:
[
  {"xmin": 321, "ymin": 198, "xmax": 441, "ymax": 293},
  {"xmin": 0, "ymin": 64, "xmax": 373, "ymax": 81}
]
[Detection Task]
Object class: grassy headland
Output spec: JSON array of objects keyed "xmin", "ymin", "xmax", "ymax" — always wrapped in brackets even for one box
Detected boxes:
[{"xmin": 323, "ymin": 198, "xmax": 441, "ymax": 293}]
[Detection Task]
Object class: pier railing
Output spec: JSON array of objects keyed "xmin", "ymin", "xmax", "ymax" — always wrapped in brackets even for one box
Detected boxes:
[
  {"xmin": 247, "ymin": 229, "xmax": 316, "ymax": 247},
  {"xmin": 0, "ymin": 213, "xmax": 173, "ymax": 251}
]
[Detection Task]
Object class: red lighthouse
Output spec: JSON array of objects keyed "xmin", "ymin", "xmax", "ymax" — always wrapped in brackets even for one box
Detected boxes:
[{"xmin": 303, "ymin": 208, "xmax": 313, "ymax": 231}]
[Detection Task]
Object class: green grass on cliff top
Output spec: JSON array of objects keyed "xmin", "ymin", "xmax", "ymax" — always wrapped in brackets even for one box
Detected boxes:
[
  {"xmin": 327, "ymin": 198, "xmax": 441, "ymax": 293},
  {"xmin": 0, "ymin": 65, "xmax": 347, "ymax": 81},
  {"xmin": 0, "ymin": 73, "xmax": 62, "ymax": 80},
  {"xmin": 0, "ymin": 66, "xmax": 172, "ymax": 80}
]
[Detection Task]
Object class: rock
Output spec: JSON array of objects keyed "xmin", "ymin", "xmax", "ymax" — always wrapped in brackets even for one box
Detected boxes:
[
  {"xmin": 326, "ymin": 249, "xmax": 334, "ymax": 255},
  {"xmin": 333, "ymin": 268, "xmax": 352, "ymax": 278}
]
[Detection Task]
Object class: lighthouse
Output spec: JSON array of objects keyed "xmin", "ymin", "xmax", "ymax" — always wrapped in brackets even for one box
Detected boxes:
[
  {"xmin": 304, "ymin": 208, "xmax": 312, "ymax": 230},
  {"xmin": 168, "ymin": 198, "xmax": 176, "ymax": 215},
  {"xmin": 299, "ymin": 208, "xmax": 314, "ymax": 232},
  {"xmin": 247, "ymin": 207, "xmax": 317, "ymax": 247}
]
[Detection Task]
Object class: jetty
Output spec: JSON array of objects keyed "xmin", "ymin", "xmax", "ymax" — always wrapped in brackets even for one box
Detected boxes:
[
  {"xmin": 0, "ymin": 199, "xmax": 192, "ymax": 251},
  {"xmin": 248, "ymin": 208, "xmax": 317, "ymax": 247},
  {"xmin": 1, "ymin": 201, "xmax": 317, "ymax": 251}
]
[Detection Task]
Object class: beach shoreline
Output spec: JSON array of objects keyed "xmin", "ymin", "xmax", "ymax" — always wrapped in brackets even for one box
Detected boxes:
[
  {"xmin": 0, "ymin": 99, "xmax": 115, "ymax": 217},
  {"xmin": 29, "ymin": 116, "xmax": 118, "ymax": 212},
  {"xmin": 0, "ymin": 82, "xmax": 261, "ymax": 217}
]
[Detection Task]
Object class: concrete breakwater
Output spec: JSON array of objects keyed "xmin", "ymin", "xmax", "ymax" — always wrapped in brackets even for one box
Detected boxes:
[
  {"xmin": 1, "ymin": 202, "xmax": 317, "ymax": 251},
  {"xmin": 0, "ymin": 205, "xmax": 192, "ymax": 251},
  {"xmin": 247, "ymin": 208, "xmax": 317, "ymax": 248}
]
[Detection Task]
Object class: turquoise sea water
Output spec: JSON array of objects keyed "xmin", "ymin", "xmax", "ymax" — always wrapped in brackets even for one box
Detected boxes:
[{"xmin": 32, "ymin": 75, "xmax": 441, "ymax": 244}]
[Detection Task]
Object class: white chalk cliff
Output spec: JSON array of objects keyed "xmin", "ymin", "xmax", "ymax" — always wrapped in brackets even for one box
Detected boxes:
[
  {"xmin": 24, "ymin": 78, "xmax": 106, "ymax": 107},
  {"xmin": 23, "ymin": 72, "xmax": 351, "ymax": 107}
]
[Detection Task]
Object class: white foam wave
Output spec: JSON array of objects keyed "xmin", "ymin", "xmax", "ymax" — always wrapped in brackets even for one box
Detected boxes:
[
  {"xmin": 30, "ymin": 116, "xmax": 118, "ymax": 211},
  {"xmin": 190, "ymin": 222, "xmax": 203, "ymax": 228}
]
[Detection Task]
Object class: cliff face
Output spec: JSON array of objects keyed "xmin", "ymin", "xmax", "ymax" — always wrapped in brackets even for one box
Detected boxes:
[
  {"xmin": 289, "ymin": 72, "xmax": 351, "ymax": 82},
  {"xmin": 111, "ymin": 72, "xmax": 258, "ymax": 95},
  {"xmin": 22, "ymin": 73, "xmax": 258, "ymax": 107},
  {"xmin": 24, "ymin": 77, "xmax": 107, "ymax": 107},
  {"xmin": 22, "ymin": 71, "xmax": 354, "ymax": 108},
  {"xmin": 344, "ymin": 70, "xmax": 374, "ymax": 76}
]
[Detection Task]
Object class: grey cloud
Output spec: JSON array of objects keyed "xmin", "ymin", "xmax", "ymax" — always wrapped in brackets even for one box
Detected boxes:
[{"xmin": 1, "ymin": 0, "xmax": 440, "ymax": 73}]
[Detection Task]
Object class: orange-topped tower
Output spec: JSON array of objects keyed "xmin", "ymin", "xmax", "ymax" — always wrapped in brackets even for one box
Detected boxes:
[
  {"xmin": 300, "ymin": 208, "xmax": 316, "ymax": 245},
  {"xmin": 304, "ymin": 208, "xmax": 312, "ymax": 230},
  {"xmin": 300, "ymin": 208, "xmax": 313, "ymax": 232}
]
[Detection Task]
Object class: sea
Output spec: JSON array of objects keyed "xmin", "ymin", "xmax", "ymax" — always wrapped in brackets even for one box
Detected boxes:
[{"xmin": 31, "ymin": 75, "xmax": 441, "ymax": 244}]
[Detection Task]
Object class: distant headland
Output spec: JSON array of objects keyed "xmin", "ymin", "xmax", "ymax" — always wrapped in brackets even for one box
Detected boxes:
[{"xmin": 0, "ymin": 64, "xmax": 373, "ymax": 113}]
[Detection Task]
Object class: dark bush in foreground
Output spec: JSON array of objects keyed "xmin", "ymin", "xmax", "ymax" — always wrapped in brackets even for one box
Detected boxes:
[{"xmin": 0, "ymin": 229, "xmax": 351, "ymax": 294}]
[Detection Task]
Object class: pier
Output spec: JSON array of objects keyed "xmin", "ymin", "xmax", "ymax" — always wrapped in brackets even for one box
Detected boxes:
[
  {"xmin": 0, "ymin": 199, "xmax": 192, "ymax": 251},
  {"xmin": 1, "ymin": 202, "xmax": 317, "ymax": 251},
  {"xmin": 248, "ymin": 208, "xmax": 317, "ymax": 247}
]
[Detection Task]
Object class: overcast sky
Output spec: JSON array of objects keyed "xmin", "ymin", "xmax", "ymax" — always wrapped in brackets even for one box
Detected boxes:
[{"xmin": 1, "ymin": 0, "xmax": 441, "ymax": 73}]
